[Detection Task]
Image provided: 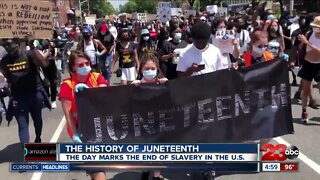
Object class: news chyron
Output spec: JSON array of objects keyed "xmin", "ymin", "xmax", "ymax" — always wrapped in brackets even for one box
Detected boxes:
[{"xmin": 260, "ymin": 143, "xmax": 299, "ymax": 172}]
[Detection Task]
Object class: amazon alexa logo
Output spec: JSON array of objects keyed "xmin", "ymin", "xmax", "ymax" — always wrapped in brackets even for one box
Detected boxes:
[{"xmin": 24, "ymin": 147, "xmax": 28, "ymax": 157}]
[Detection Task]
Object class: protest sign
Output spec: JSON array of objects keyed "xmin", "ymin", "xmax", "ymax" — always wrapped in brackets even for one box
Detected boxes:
[
  {"xmin": 0, "ymin": 0, "xmax": 53, "ymax": 39},
  {"xmin": 76, "ymin": 60, "xmax": 294, "ymax": 143},
  {"xmin": 85, "ymin": 15, "xmax": 96, "ymax": 25},
  {"xmin": 215, "ymin": 30, "xmax": 235, "ymax": 54},
  {"xmin": 206, "ymin": 5, "xmax": 218, "ymax": 14}
]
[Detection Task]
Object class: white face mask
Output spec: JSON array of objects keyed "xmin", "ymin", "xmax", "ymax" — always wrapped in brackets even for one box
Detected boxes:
[
  {"xmin": 313, "ymin": 27, "xmax": 320, "ymax": 33},
  {"xmin": 143, "ymin": 36, "xmax": 150, "ymax": 41},
  {"xmin": 252, "ymin": 45, "xmax": 266, "ymax": 56}
]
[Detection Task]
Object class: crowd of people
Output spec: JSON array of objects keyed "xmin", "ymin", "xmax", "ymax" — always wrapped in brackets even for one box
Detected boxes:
[{"xmin": 0, "ymin": 1, "xmax": 320, "ymax": 180}]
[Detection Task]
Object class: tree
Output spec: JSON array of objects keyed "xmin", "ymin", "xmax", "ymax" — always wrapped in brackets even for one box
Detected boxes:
[
  {"xmin": 121, "ymin": 0, "xmax": 157, "ymax": 13},
  {"xmin": 81, "ymin": 0, "xmax": 116, "ymax": 18},
  {"xmin": 121, "ymin": 1, "xmax": 138, "ymax": 13}
]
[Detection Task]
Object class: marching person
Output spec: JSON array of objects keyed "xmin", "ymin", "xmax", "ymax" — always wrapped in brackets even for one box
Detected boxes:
[
  {"xmin": 77, "ymin": 26, "xmax": 107, "ymax": 73},
  {"xmin": 242, "ymin": 28, "xmax": 274, "ymax": 67},
  {"xmin": 297, "ymin": 16, "xmax": 320, "ymax": 123},
  {"xmin": 0, "ymin": 37, "xmax": 51, "ymax": 145},
  {"xmin": 59, "ymin": 51, "xmax": 109, "ymax": 180},
  {"xmin": 111, "ymin": 29, "xmax": 140, "ymax": 85},
  {"xmin": 131, "ymin": 50, "xmax": 167, "ymax": 180}
]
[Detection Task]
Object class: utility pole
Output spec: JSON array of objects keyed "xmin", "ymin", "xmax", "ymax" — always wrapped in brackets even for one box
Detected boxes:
[{"xmin": 79, "ymin": 0, "xmax": 89, "ymax": 23}]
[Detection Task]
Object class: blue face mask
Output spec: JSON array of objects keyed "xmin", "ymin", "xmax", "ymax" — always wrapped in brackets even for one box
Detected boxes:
[
  {"xmin": 143, "ymin": 70, "xmax": 157, "ymax": 80},
  {"xmin": 77, "ymin": 66, "xmax": 91, "ymax": 76},
  {"xmin": 174, "ymin": 33, "xmax": 182, "ymax": 41}
]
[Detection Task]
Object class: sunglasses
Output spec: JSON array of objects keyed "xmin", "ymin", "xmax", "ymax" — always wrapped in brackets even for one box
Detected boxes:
[
  {"xmin": 77, "ymin": 61, "xmax": 90, "ymax": 67},
  {"xmin": 268, "ymin": 46, "xmax": 279, "ymax": 50},
  {"xmin": 257, "ymin": 45, "xmax": 268, "ymax": 48}
]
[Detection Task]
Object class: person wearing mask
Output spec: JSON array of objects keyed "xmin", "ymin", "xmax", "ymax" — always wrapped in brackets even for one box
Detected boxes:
[
  {"xmin": 266, "ymin": 20, "xmax": 285, "ymax": 58},
  {"xmin": 111, "ymin": 29, "xmax": 140, "ymax": 85},
  {"xmin": 101, "ymin": 24, "xmax": 116, "ymax": 82},
  {"xmin": 242, "ymin": 28, "xmax": 274, "ymax": 67},
  {"xmin": 245, "ymin": 15, "xmax": 254, "ymax": 33},
  {"xmin": 138, "ymin": 29, "xmax": 154, "ymax": 59},
  {"xmin": 210, "ymin": 17, "xmax": 227, "ymax": 45},
  {"xmin": 234, "ymin": 17, "xmax": 251, "ymax": 55},
  {"xmin": 59, "ymin": 51, "xmax": 109, "ymax": 180},
  {"xmin": 177, "ymin": 21, "xmax": 225, "ymax": 78},
  {"xmin": 76, "ymin": 26, "xmax": 107, "ymax": 73},
  {"xmin": 297, "ymin": 16, "xmax": 320, "ymax": 123},
  {"xmin": 98, "ymin": 19, "xmax": 108, "ymax": 42},
  {"xmin": 159, "ymin": 26, "xmax": 188, "ymax": 79},
  {"xmin": 0, "ymin": 37, "xmax": 51, "ymax": 145}
]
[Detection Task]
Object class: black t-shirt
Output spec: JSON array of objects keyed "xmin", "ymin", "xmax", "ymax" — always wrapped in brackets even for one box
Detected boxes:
[
  {"xmin": 116, "ymin": 42, "xmax": 136, "ymax": 68},
  {"xmin": 159, "ymin": 40, "xmax": 188, "ymax": 64},
  {"xmin": 103, "ymin": 32, "xmax": 115, "ymax": 52},
  {"xmin": 292, "ymin": 28, "xmax": 311, "ymax": 47},
  {"xmin": 0, "ymin": 51, "xmax": 41, "ymax": 97}
]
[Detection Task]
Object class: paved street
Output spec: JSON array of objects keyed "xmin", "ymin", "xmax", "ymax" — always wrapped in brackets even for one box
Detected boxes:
[{"xmin": 0, "ymin": 73, "xmax": 319, "ymax": 180}]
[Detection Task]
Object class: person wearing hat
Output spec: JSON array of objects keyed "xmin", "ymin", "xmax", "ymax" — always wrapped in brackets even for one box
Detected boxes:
[
  {"xmin": 297, "ymin": 15, "xmax": 320, "ymax": 123},
  {"xmin": 138, "ymin": 29, "xmax": 154, "ymax": 59},
  {"xmin": 76, "ymin": 26, "xmax": 107, "ymax": 73}
]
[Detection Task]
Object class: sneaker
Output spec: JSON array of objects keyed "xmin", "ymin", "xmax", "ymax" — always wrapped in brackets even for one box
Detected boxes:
[
  {"xmin": 34, "ymin": 137, "xmax": 41, "ymax": 143},
  {"xmin": 294, "ymin": 91, "xmax": 301, "ymax": 99},
  {"xmin": 51, "ymin": 101, "xmax": 57, "ymax": 109},
  {"xmin": 301, "ymin": 112, "xmax": 309, "ymax": 124}
]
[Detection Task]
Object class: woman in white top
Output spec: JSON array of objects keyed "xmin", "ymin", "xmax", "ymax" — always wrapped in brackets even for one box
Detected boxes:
[{"xmin": 297, "ymin": 16, "xmax": 320, "ymax": 123}]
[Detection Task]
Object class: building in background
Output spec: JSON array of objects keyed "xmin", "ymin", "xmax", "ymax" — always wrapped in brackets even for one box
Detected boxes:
[{"xmin": 51, "ymin": 0, "xmax": 76, "ymax": 27}]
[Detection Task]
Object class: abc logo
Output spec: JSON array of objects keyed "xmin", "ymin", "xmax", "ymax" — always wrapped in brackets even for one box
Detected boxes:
[{"xmin": 285, "ymin": 145, "xmax": 299, "ymax": 160}]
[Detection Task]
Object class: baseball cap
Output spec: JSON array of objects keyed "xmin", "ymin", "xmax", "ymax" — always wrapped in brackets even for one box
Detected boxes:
[{"xmin": 82, "ymin": 26, "xmax": 93, "ymax": 33}]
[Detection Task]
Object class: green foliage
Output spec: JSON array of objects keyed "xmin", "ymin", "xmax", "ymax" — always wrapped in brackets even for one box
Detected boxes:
[
  {"xmin": 121, "ymin": 0, "xmax": 157, "ymax": 13},
  {"xmin": 81, "ymin": 0, "xmax": 116, "ymax": 18}
]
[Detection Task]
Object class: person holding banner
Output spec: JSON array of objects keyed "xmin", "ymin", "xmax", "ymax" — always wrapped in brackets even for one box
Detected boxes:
[
  {"xmin": 59, "ymin": 51, "xmax": 109, "ymax": 180},
  {"xmin": 242, "ymin": 28, "xmax": 274, "ymax": 67},
  {"xmin": 131, "ymin": 50, "xmax": 167, "ymax": 180}
]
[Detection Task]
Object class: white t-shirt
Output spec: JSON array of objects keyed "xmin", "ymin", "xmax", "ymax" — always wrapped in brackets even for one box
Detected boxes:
[
  {"xmin": 177, "ymin": 44, "xmax": 226, "ymax": 76},
  {"xmin": 236, "ymin": 30, "xmax": 250, "ymax": 54}
]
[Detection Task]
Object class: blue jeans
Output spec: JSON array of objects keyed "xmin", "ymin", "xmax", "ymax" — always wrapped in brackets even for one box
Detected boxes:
[
  {"xmin": 100, "ymin": 53, "xmax": 113, "ymax": 82},
  {"xmin": 10, "ymin": 90, "xmax": 45, "ymax": 144}
]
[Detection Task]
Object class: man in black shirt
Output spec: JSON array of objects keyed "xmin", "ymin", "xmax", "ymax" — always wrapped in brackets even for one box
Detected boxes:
[{"xmin": 0, "ymin": 38, "xmax": 50, "ymax": 145}]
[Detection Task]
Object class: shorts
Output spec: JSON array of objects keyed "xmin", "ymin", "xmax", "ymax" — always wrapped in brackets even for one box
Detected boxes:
[
  {"xmin": 298, "ymin": 60, "xmax": 320, "ymax": 82},
  {"xmin": 121, "ymin": 66, "xmax": 137, "ymax": 81}
]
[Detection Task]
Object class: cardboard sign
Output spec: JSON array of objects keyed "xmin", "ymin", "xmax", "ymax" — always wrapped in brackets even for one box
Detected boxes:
[
  {"xmin": 217, "ymin": 7, "xmax": 228, "ymax": 17},
  {"xmin": 215, "ymin": 30, "xmax": 235, "ymax": 54},
  {"xmin": 0, "ymin": 0, "xmax": 53, "ymax": 39},
  {"xmin": 135, "ymin": 13, "xmax": 147, "ymax": 22},
  {"xmin": 184, "ymin": 10, "xmax": 196, "ymax": 18},
  {"xmin": 206, "ymin": 5, "xmax": 218, "ymax": 14},
  {"xmin": 85, "ymin": 15, "xmax": 96, "ymax": 25}
]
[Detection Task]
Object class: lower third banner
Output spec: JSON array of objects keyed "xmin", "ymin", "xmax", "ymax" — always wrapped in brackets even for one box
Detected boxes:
[{"xmin": 75, "ymin": 60, "xmax": 294, "ymax": 143}]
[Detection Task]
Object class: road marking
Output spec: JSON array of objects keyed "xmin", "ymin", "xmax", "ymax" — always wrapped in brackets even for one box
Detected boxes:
[
  {"xmin": 274, "ymin": 137, "xmax": 320, "ymax": 175},
  {"xmin": 31, "ymin": 116, "xmax": 66, "ymax": 180}
]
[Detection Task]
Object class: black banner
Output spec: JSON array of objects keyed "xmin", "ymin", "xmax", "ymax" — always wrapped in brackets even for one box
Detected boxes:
[{"xmin": 76, "ymin": 60, "xmax": 294, "ymax": 143}]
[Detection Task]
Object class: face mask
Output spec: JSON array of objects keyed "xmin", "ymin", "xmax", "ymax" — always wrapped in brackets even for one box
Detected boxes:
[
  {"xmin": 174, "ymin": 33, "xmax": 182, "ymax": 41},
  {"xmin": 247, "ymin": 20, "xmax": 252, "ymax": 24},
  {"xmin": 270, "ymin": 28, "xmax": 278, "ymax": 33},
  {"xmin": 77, "ymin": 66, "xmax": 91, "ymax": 76},
  {"xmin": 143, "ymin": 36, "xmax": 150, "ymax": 41},
  {"xmin": 143, "ymin": 69, "xmax": 157, "ymax": 80},
  {"xmin": 83, "ymin": 34, "xmax": 91, "ymax": 40},
  {"xmin": 313, "ymin": 27, "xmax": 320, "ymax": 33},
  {"xmin": 147, "ymin": 25, "xmax": 151, "ymax": 29},
  {"xmin": 128, "ymin": 26, "xmax": 133, "ymax": 30},
  {"xmin": 252, "ymin": 45, "xmax": 266, "ymax": 56},
  {"xmin": 108, "ymin": 24, "xmax": 112, "ymax": 27}
]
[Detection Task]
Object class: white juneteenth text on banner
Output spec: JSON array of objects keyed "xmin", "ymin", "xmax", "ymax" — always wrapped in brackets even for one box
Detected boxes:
[{"xmin": 59, "ymin": 153, "xmax": 258, "ymax": 162}]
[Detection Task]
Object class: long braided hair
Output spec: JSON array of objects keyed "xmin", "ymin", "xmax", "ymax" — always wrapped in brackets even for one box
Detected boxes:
[{"xmin": 137, "ymin": 49, "xmax": 164, "ymax": 80}]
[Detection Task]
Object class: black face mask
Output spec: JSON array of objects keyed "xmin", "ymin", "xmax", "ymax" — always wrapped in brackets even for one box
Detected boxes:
[
  {"xmin": 4, "ymin": 43, "xmax": 19, "ymax": 56},
  {"xmin": 83, "ymin": 34, "xmax": 91, "ymax": 40}
]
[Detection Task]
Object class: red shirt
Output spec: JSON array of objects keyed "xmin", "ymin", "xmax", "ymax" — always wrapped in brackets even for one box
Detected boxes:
[{"xmin": 59, "ymin": 73, "xmax": 109, "ymax": 138}]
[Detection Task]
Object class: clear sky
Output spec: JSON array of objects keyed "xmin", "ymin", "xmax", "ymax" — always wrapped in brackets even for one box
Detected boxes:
[{"xmin": 109, "ymin": 0, "xmax": 129, "ymax": 10}]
